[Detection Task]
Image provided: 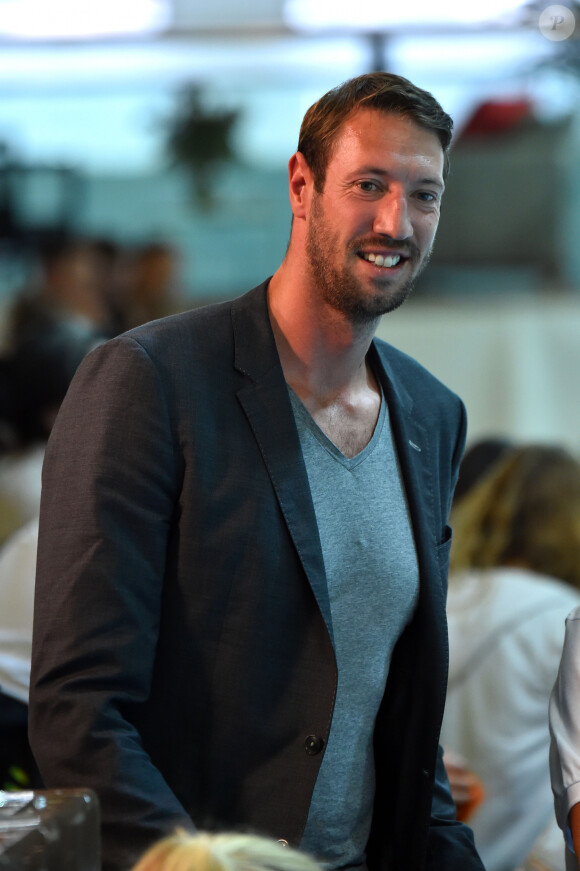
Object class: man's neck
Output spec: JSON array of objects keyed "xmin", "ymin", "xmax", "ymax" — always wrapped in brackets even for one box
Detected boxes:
[
  {"xmin": 267, "ymin": 269, "xmax": 382, "ymax": 458},
  {"xmin": 267, "ymin": 267, "xmax": 379, "ymax": 402}
]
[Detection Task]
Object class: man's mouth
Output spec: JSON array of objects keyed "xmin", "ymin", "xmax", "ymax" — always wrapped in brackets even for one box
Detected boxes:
[{"xmin": 359, "ymin": 252, "xmax": 404, "ymax": 269}]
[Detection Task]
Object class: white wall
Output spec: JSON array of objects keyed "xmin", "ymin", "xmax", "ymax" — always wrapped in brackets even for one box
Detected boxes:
[{"xmin": 377, "ymin": 296, "xmax": 580, "ymax": 455}]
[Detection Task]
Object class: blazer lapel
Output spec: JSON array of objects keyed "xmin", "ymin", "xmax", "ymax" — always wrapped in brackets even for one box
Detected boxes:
[
  {"xmin": 370, "ymin": 342, "xmax": 445, "ymax": 613},
  {"xmin": 231, "ymin": 283, "xmax": 334, "ymax": 643}
]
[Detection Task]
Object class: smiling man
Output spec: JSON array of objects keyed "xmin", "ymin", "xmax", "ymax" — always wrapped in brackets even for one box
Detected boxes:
[
  {"xmin": 300, "ymin": 109, "xmax": 442, "ymax": 323},
  {"xmin": 30, "ymin": 74, "xmax": 484, "ymax": 871}
]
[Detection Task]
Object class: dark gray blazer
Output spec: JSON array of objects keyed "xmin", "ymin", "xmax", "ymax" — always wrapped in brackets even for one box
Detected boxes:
[{"xmin": 30, "ymin": 282, "xmax": 483, "ymax": 871}]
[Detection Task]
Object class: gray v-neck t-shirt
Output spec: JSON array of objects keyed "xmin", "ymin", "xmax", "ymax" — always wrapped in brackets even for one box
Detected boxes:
[{"xmin": 289, "ymin": 386, "xmax": 419, "ymax": 870}]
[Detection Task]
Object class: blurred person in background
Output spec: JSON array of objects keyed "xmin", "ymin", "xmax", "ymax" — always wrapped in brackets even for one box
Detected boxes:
[
  {"xmin": 0, "ymin": 517, "xmax": 42, "ymax": 790},
  {"xmin": 0, "ymin": 314, "xmax": 103, "ymax": 790},
  {"xmin": 452, "ymin": 436, "xmax": 514, "ymax": 504},
  {"xmin": 440, "ymin": 444, "xmax": 580, "ymax": 871},
  {"xmin": 117, "ymin": 241, "xmax": 184, "ymax": 330},
  {"xmin": 0, "ymin": 311, "xmax": 103, "ymax": 543},
  {"xmin": 442, "ymin": 437, "xmax": 514, "ymax": 829},
  {"xmin": 130, "ymin": 830, "xmax": 322, "ymax": 871},
  {"xmin": 9, "ymin": 234, "xmax": 123, "ymax": 340},
  {"xmin": 550, "ymin": 604, "xmax": 580, "ymax": 871}
]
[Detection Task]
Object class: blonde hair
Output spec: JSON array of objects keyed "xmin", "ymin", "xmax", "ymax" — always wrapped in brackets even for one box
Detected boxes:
[
  {"xmin": 450, "ymin": 444, "xmax": 580, "ymax": 589},
  {"xmin": 130, "ymin": 830, "xmax": 322, "ymax": 871}
]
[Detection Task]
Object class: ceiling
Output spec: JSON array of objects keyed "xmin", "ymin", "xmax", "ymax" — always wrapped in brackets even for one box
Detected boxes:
[
  {"xmin": 0, "ymin": 0, "xmax": 575, "ymax": 174},
  {"xmin": 0, "ymin": 0, "xmax": 564, "ymax": 39}
]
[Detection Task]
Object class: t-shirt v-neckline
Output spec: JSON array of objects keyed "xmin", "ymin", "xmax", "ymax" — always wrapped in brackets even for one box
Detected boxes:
[{"xmin": 287, "ymin": 383, "xmax": 386, "ymax": 469}]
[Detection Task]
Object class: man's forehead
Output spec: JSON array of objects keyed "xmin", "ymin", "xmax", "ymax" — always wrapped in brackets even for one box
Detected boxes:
[{"xmin": 329, "ymin": 108, "xmax": 445, "ymax": 177}]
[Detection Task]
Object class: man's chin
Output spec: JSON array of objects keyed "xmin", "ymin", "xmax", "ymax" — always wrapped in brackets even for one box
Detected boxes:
[{"xmin": 352, "ymin": 279, "xmax": 416, "ymax": 322}]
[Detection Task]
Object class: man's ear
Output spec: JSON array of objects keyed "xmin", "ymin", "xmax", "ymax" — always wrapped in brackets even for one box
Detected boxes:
[{"xmin": 288, "ymin": 151, "xmax": 314, "ymax": 219}]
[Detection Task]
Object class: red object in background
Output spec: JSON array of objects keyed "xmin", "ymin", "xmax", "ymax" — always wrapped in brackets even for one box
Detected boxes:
[
  {"xmin": 455, "ymin": 778, "xmax": 486, "ymax": 823},
  {"xmin": 458, "ymin": 98, "xmax": 534, "ymax": 140}
]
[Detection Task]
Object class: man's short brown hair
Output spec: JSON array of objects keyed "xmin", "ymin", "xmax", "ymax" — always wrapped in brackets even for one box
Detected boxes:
[{"xmin": 297, "ymin": 72, "xmax": 453, "ymax": 192}]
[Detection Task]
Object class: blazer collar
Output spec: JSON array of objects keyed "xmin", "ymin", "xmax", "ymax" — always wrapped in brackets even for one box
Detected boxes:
[
  {"xmin": 370, "ymin": 341, "xmax": 439, "ymax": 550},
  {"xmin": 370, "ymin": 341, "xmax": 446, "ymax": 632},
  {"xmin": 232, "ymin": 282, "xmax": 334, "ymax": 641},
  {"xmin": 231, "ymin": 280, "xmax": 279, "ymax": 381}
]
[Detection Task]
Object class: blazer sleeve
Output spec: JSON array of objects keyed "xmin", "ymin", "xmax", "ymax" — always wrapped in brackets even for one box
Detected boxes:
[{"xmin": 29, "ymin": 336, "xmax": 193, "ymax": 871}]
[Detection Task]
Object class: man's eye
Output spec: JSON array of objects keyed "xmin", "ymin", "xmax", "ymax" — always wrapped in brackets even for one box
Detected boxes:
[
  {"xmin": 359, "ymin": 181, "xmax": 379, "ymax": 192},
  {"xmin": 417, "ymin": 191, "xmax": 438, "ymax": 202}
]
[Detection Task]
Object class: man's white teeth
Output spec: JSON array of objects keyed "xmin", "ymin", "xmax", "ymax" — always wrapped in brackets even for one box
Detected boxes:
[{"xmin": 365, "ymin": 253, "xmax": 401, "ymax": 268}]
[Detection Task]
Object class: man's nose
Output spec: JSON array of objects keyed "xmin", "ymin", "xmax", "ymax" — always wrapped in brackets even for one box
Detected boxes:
[{"xmin": 373, "ymin": 192, "xmax": 413, "ymax": 241}]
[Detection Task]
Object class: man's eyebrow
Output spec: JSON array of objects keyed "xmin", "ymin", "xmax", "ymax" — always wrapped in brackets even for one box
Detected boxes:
[
  {"xmin": 419, "ymin": 177, "xmax": 444, "ymax": 189},
  {"xmin": 355, "ymin": 167, "xmax": 444, "ymax": 189}
]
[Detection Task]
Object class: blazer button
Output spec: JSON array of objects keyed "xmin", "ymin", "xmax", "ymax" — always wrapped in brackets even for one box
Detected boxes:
[
  {"xmin": 304, "ymin": 734, "xmax": 324, "ymax": 756},
  {"xmin": 277, "ymin": 840, "xmax": 289, "ymax": 847}
]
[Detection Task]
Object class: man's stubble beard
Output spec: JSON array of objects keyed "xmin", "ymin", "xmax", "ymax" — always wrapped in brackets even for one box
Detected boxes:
[{"xmin": 305, "ymin": 194, "xmax": 432, "ymax": 325}]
